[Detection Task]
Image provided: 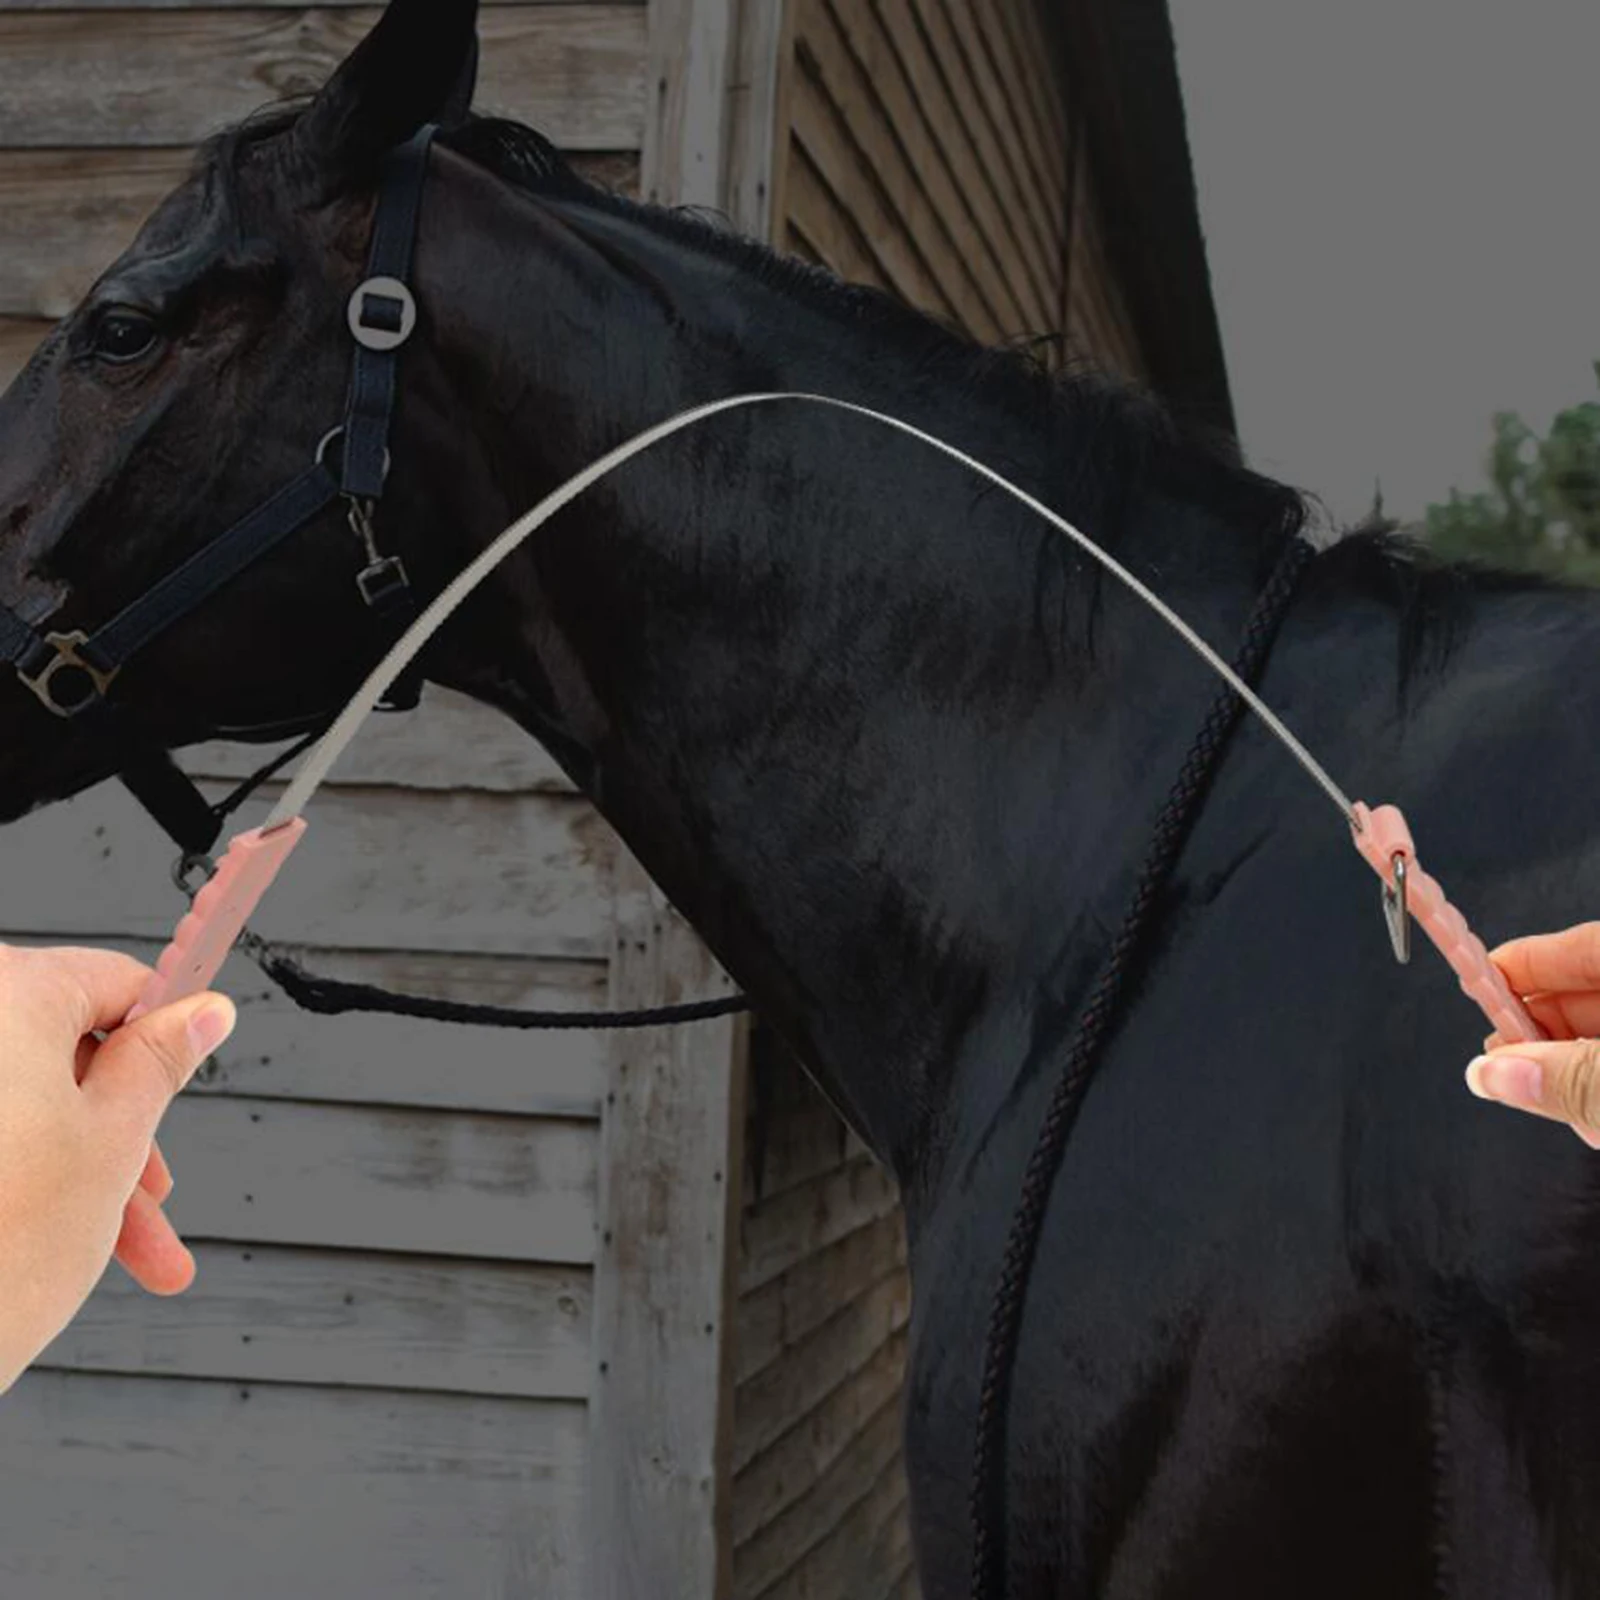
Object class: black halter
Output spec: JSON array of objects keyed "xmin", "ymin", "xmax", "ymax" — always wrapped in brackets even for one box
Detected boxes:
[{"xmin": 0, "ymin": 125, "xmax": 441, "ymax": 854}]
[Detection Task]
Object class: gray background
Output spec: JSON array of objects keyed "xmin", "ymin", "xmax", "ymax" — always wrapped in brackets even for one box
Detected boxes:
[{"xmin": 1173, "ymin": 0, "xmax": 1600, "ymax": 526}]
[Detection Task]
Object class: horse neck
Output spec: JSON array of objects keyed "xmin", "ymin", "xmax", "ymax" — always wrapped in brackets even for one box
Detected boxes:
[{"xmin": 407, "ymin": 164, "xmax": 1289, "ymax": 1192}]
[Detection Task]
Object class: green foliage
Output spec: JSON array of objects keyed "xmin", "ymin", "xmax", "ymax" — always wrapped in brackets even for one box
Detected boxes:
[{"xmin": 1418, "ymin": 361, "xmax": 1600, "ymax": 583}]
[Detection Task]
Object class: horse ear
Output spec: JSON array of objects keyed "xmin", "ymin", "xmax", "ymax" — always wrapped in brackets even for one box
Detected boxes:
[{"xmin": 295, "ymin": 0, "xmax": 480, "ymax": 185}]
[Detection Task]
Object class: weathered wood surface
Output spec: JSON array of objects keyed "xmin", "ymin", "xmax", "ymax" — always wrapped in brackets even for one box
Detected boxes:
[
  {"xmin": 801, "ymin": 0, "xmax": 1030, "ymax": 338},
  {"xmin": 0, "ymin": 8, "xmax": 647, "ymax": 150},
  {"xmin": 912, "ymin": 0, "xmax": 1062, "ymax": 313},
  {"xmin": 790, "ymin": 59, "xmax": 954, "ymax": 327},
  {"xmin": 734, "ymin": 1210, "xmax": 907, "ymax": 1387},
  {"xmin": 0, "ymin": 1372, "xmax": 588, "ymax": 1599},
  {"xmin": 587, "ymin": 850, "xmax": 746, "ymax": 1600},
  {"xmin": 725, "ymin": 0, "xmax": 797, "ymax": 241},
  {"xmin": 36, "ymin": 1244, "xmax": 592, "ymax": 1400},
  {"xmin": 0, "ymin": 777, "xmax": 616, "ymax": 957},
  {"xmin": 156, "ymin": 1094, "xmax": 598, "ymax": 1263},
  {"xmin": 784, "ymin": 144, "xmax": 889, "ymax": 293},
  {"xmin": 780, "ymin": 0, "xmax": 1142, "ymax": 382},
  {"xmin": 642, "ymin": 0, "xmax": 738, "ymax": 209},
  {"xmin": 739, "ymin": 1150, "xmax": 901, "ymax": 1294},
  {"xmin": 732, "ymin": 1327, "xmax": 907, "ymax": 1549},
  {"xmin": 757, "ymin": 1445, "xmax": 909, "ymax": 1600},
  {"xmin": 744, "ymin": 1085, "xmax": 851, "ymax": 1205},
  {"xmin": 732, "ymin": 1270, "xmax": 910, "ymax": 1474},
  {"xmin": 734, "ymin": 1386, "xmax": 904, "ymax": 1598},
  {"xmin": 0, "ymin": 149, "xmax": 641, "ymax": 320}
]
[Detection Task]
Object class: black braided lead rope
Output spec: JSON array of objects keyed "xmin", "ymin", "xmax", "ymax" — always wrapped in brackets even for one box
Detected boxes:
[
  {"xmin": 238, "ymin": 934, "xmax": 751, "ymax": 1030},
  {"xmin": 180, "ymin": 730, "xmax": 753, "ymax": 1031},
  {"xmin": 968, "ymin": 535, "xmax": 1318, "ymax": 1599}
]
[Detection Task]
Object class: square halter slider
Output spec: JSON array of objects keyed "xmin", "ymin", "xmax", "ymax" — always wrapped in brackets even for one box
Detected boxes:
[{"xmin": 349, "ymin": 275, "xmax": 417, "ymax": 353}]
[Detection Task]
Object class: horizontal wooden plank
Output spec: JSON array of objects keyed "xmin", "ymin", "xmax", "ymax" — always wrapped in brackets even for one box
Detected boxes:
[
  {"xmin": 733, "ymin": 1271, "xmax": 910, "ymax": 1473},
  {"xmin": 732, "ymin": 1328, "xmax": 907, "ymax": 1548},
  {"xmin": 0, "ymin": 1371, "xmax": 587, "ymax": 1600},
  {"xmin": 740, "ymin": 1153, "xmax": 901, "ymax": 1294},
  {"xmin": 0, "ymin": 776, "xmax": 617, "ymax": 958},
  {"xmin": 735, "ymin": 1388, "xmax": 904, "ymax": 1598},
  {"xmin": 157, "ymin": 1095, "xmax": 598, "ymax": 1263},
  {"xmin": 735, "ymin": 1211, "xmax": 907, "ymax": 1387},
  {"xmin": 38, "ymin": 1243, "xmax": 592, "ymax": 1399},
  {"xmin": 0, "ymin": 8, "xmax": 647, "ymax": 150},
  {"xmin": 0, "ymin": 148, "xmax": 640, "ymax": 319},
  {"xmin": 3, "ymin": 932, "xmax": 610, "ymax": 1116}
]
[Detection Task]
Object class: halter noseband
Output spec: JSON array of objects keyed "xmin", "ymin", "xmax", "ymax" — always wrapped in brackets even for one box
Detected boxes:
[{"xmin": 0, "ymin": 124, "xmax": 442, "ymax": 849}]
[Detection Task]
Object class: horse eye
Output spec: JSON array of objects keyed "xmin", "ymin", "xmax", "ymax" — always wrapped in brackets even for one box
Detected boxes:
[{"xmin": 92, "ymin": 309, "xmax": 160, "ymax": 365}]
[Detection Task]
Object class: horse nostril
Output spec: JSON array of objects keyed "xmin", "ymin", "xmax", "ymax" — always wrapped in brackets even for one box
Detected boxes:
[{"xmin": 4, "ymin": 503, "xmax": 29, "ymax": 538}]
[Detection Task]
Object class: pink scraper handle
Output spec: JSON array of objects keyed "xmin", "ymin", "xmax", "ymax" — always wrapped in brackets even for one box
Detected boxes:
[
  {"xmin": 125, "ymin": 820, "xmax": 307, "ymax": 1021},
  {"xmin": 1350, "ymin": 802, "xmax": 1542, "ymax": 1046}
]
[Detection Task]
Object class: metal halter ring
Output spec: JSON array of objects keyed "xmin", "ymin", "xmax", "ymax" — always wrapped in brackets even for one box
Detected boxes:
[
  {"xmin": 15, "ymin": 629, "xmax": 120, "ymax": 719},
  {"xmin": 173, "ymin": 850, "xmax": 219, "ymax": 901},
  {"xmin": 315, "ymin": 426, "xmax": 392, "ymax": 485},
  {"xmin": 348, "ymin": 275, "xmax": 417, "ymax": 353}
]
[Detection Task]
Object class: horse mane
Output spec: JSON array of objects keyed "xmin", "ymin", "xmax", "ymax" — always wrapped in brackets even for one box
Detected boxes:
[{"xmin": 201, "ymin": 103, "xmax": 1565, "ymax": 685}]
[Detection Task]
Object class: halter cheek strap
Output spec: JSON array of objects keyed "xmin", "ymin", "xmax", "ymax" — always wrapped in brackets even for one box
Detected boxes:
[{"xmin": 0, "ymin": 124, "xmax": 440, "ymax": 851}]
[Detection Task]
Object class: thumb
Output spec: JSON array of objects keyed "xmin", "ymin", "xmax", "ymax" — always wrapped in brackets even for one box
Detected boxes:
[
  {"xmin": 1466, "ymin": 1039, "xmax": 1600, "ymax": 1148},
  {"xmin": 83, "ymin": 993, "xmax": 237, "ymax": 1141}
]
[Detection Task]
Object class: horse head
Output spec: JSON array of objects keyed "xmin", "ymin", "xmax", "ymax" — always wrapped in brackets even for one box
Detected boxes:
[{"xmin": 0, "ymin": 0, "xmax": 492, "ymax": 820}]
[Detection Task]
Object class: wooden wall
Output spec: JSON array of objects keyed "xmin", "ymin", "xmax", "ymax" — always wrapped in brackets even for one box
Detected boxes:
[
  {"xmin": 731, "ymin": 1034, "xmax": 914, "ymax": 1600},
  {"xmin": 737, "ymin": 6, "xmax": 1156, "ymax": 1595},
  {"xmin": 0, "ymin": 4, "xmax": 670, "ymax": 1597},
  {"xmin": 0, "ymin": 0, "xmax": 647, "ymax": 391},
  {"xmin": 1, "ymin": 701, "xmax": 614, "ymax": 1596},
  {"xmin": 783, "ymin": 0, "xmax": 1145, "ymax": 378}
]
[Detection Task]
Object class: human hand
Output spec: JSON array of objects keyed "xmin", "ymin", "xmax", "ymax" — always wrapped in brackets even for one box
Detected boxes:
[
  {"xmin": 0, "ymin": 943, "xmax": 235, "ymax": 1394},
  {"xmin": 1467, "ymin": 922, "xmax": 1600, "ymax": 1147}
]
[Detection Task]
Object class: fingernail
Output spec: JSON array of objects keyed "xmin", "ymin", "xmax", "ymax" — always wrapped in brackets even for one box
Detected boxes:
[
  {"xmin": 186, "ymin": 1000, "xmax": 235, "ymax": 1059},
  {"xmin": 1466, "ymin": 1054, "xmax": 1543, "ymax": 1110}
]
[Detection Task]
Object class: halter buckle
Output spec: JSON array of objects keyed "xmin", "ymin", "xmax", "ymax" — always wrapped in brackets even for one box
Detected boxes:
[{"xmin": 16, "ymin": 630, "xmax": 119, "ymax": 718}]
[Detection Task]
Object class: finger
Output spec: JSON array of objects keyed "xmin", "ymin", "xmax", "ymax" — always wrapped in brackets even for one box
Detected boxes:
[
  {"xmin": 1490, "ymin": 923, "xmax": 1600, "ymax": 1000},
  {"xmin": 4, "ymin": 944, "xmax": 154, "ymax": 1043},
  {"xmin": 1466, "ymin": 1039, "xmax": 1600, "ymax": 1142},
  {"xmin": 140, "ymin": 1141, "xmax": 174, "ymax": 1205},
  {"xmin": 81, "ymin": 995, "xmax": 236, "ymax": 1159},
  {"xmin": 1520, "ymin": 992, "xmax": 1600, "ymax": 1043},
  {"xmin": 114, "ymin": 1188, "xmax": 196, "ymax": 1297}
]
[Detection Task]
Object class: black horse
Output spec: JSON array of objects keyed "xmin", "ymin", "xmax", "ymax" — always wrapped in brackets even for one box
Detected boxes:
[{"xmin": 4, "ymin": 3, "xmax": 1600, "ymax": 1595}]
